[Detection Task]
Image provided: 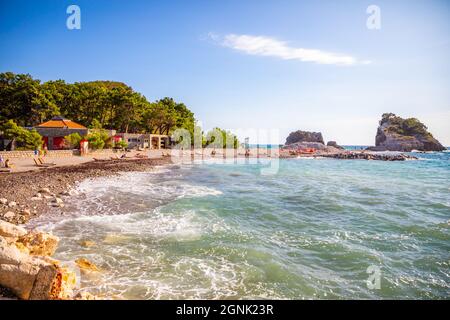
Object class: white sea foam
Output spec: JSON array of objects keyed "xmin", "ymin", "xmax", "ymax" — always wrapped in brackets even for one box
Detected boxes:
[{"xmin": 76, "ymin": 171, "xmax": 222, "ymax": 200}]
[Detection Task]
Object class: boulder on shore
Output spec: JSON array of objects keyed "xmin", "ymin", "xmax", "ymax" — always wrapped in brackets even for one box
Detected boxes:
[
  {"xmin": 369, "ymin": 113, "xmax": 445, "ymax": 152},
  {"xmin": 0, "ymin": 220, "xmax": 76, "ymax": 300}
]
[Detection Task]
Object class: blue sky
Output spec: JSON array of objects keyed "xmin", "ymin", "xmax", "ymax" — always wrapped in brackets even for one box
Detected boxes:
[{"xmin": 0, "ymin": 0, "xmax": 449, "ymax": 145}]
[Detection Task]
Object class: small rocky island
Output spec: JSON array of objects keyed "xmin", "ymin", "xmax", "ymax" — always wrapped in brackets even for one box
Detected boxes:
[
  {"xmin": 368, "ymin": 113, "xmax": 445, "ymax": 152},
  {"xmin": 284, "ymin": 130, "xmax": 343, "ymax": 151},
  {"xmin": 282, "ymin": 128, "xmax": 417, "ymax": 161}
]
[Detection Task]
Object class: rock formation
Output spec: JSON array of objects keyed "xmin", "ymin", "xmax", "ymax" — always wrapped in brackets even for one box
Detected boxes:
[
  {"xmin": 369, "ymin": 113, "xmax": 445, "ymax": 152},
  {"xmin": 0, "ymin": 220, "xmax": 76, "ymax": 299},
  {"xmin": 327, "ymin": 141, "xmax": 344, "ymax": 150},
  {"xmin": 285, "ymin": 130, "xmax": 324, "ymax": 145}
]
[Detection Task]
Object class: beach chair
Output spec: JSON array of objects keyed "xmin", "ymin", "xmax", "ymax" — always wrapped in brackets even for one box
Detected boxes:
[
  {"xmin": 38, "ymin": 157, "xmax": 56, "ymax": 166},
  {"xmin": 33, "ymin": 158, "xmax": 53, "ymax": 167},
  {"xmin": 135, "ymin": 153, "xmax": 149, "ymax": 159}
]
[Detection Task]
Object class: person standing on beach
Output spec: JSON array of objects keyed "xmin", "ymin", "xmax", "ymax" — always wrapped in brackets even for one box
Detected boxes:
[{"xmin": 0, "ymin": 154, "xmax": 4, "ymax": 167}]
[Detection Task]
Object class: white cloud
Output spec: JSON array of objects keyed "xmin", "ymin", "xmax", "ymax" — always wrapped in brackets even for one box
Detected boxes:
[{"xmin": 209, "ymin": 33, "xmax": 371, "ymax": 66}]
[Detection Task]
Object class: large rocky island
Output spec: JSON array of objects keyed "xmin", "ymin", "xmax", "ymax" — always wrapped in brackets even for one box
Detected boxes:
[{"xmin": 369, "ymin": 113, "xmax": 445, "ymax": 152}]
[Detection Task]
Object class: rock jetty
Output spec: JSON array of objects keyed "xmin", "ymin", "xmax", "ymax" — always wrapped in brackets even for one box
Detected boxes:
[{"xmin": 322, "ymin": 152, "xmax": 417, "ymax": 161}]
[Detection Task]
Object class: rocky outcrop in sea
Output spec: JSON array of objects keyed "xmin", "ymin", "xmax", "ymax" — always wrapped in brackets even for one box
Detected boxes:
[
  {"xmin": 368, "ymin": 113, "xmax": 445, "ymax": 152},
  {"xmin": 285, "ymin": 130, "xmax": 324, "ymax": 145},
  {"xmin": 327, "ymin": 141, "xmax": 344, "ymax": 150}
]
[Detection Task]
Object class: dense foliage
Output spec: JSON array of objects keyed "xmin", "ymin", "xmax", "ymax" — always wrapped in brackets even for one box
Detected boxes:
[
  {"xmin": 380, "ymin": 113, "xmax": 431, "ymax": 137},
  {"xmin": 0, "ymin": 119, "xmax": 42, "ymax": 150},
  {"xmin": 0, "ymin": 72, "xmax": 239, "ymax": 149},
  {"xmin": 204, "ymin": 128, "xmax": 239, "ymax": 149},
  {"xmin": 0, "ymin": 72, "xmax": 195, "ymax": 136}
]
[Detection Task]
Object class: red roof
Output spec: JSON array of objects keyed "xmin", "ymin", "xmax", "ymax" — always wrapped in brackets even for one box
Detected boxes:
[{"xmin": 37, "ymin": 116, "xmax": 87, "ymax": 129}]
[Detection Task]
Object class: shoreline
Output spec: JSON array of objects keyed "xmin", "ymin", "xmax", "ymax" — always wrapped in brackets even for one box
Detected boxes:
[
  {"xmin": 0, "ymin": 157, "xmax": 172, "ymax": 225},
  {"xmin": 0, "ymin": 146, "xmax": 427, "ymax": 225},
  {"xmin": 0, "ymin": 148, "xmax": 422, "ymax": 225}
]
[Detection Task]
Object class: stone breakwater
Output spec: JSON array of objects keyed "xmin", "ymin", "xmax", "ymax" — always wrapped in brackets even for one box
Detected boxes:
[
  {"xmin": 0, "ymin": 158, "xmax": 171, "ymax": 225},
  {"xmin": 321, "ymin": 152, "xmax": 418, "ymax": 161}
]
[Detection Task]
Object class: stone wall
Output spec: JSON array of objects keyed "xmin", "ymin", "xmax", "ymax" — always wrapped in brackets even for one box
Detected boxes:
[
  {"xmin": 0, "ymin": 150, "xmax": 76, "ymax": 159},
  {"xmin": 87, "ymin": 149, "xmax": 119, "ymax": 155},
  {"xmin": 0, "ymin": 149, "xmax": 122, "ymax": 159}
]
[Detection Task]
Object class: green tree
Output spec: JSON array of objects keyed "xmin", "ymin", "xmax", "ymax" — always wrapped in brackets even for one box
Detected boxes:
[
  {"xmin": 0, "ymin": 119, "xmax": 43, "ymax": 150},
  {"xmin": 204, "ymin": 127, "xmax": 239, "ymax": 149},
  {"xmin": 115, "ymin": 139, "xmax": 128, "ymax": 149},
  {"xmin": 86, "ymin": 131, "xmax": 106, "ymax": 150},
  {"xmin": 0, "ymin": 73, "xmax": 200, "ymax": 140}
]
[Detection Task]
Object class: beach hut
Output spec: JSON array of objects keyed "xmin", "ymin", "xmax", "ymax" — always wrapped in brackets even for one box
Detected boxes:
[{"xmin": 34, "ymin": 116, "xmax": 88, "ymax": 150}]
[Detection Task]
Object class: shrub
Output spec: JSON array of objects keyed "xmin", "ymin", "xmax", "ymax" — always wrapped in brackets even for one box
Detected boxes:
[
  {"xmin": 64, "ymin": 133, "xmax": 83, "ymax": 149},
  {"xmin": 86, "ymin": 131, "xmax": 106, "ymax": 150},
  {"xmin": 115, "ymin": 140, "xmax": 128, "ymax": 149}
]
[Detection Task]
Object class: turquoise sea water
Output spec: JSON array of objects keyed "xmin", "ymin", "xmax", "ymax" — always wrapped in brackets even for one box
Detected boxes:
[{"xmin": 35, "ymin": 151, "xmax": 449, "ymax": 299}]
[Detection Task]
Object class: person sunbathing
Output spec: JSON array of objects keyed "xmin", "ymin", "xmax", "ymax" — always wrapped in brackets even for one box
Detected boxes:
[{"xmin": 5, "ymin": 159, "xmax": 14, "ymax": 169}]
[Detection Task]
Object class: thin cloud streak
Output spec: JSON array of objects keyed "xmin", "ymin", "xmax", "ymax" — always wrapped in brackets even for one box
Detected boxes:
[{"xmin": 210, "ymin": 33, "xmax": 371, "ymax": 66}]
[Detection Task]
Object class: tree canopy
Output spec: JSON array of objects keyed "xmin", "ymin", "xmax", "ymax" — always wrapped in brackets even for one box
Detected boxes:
[
  {"xmin": 381, "ymin": 113, "xmax": 430, "ymax": 137},
  {"xmin": 0, "ymin": 72, "xmax": 239, "ymax": 149},
  {"xmin": 0, "ymin": 72, "xmax": 195, "ymax": 136}
]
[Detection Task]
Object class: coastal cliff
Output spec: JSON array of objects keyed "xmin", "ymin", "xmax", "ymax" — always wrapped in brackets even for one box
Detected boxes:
[{"xmin": 369, "ymin": 113, "xmax": 445, "ymax": 152}]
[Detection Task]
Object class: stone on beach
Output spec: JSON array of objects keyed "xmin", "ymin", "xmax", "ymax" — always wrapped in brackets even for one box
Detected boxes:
[
  {"xmin": 80, "ymin": 240, "xmax": 96, "ymax": 248},
  {"xmin": 39, "ymin": 188, "xmax": 51, "ymax": 195},
  {"xmin": 0, "ymin": 220, "xmax": 27, "ymax": 238},
  {"xmin": 75, "ymin": 258, "xmax": 100, "ymax": 272},
  {"xmin": 52, "ymin": 198, "xmax": 64, "ymax": 204},
  {"xmin": 3, "ymin": 212, "xmax": 15, "ymax": 220},
  {"xmin": 8, "ymin": 202, "xmax": 17, "ymax": 208},
  {"xmin": 0, "ymin": 199, "xmax": 7, "ymax": 205},
  {"xmin": 0, "ymin": 222, "xmax": 75, "ymax": 300},
  {"xmin": 74, "ymin": 291, "xmax": 98, "ymax": 300},
  {"xmin": 17, "ymin": 232, "xmax": 59, "ymax": 256},
  {"xmin": 20, "ymin": 209, "xmax": 31, "ymax": 216}
]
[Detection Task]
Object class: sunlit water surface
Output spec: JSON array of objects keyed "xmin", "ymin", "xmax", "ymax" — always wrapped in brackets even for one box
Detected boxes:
[{"xmin": 31, "ymin": 151, "xmax": 450, "ymax": 299}]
